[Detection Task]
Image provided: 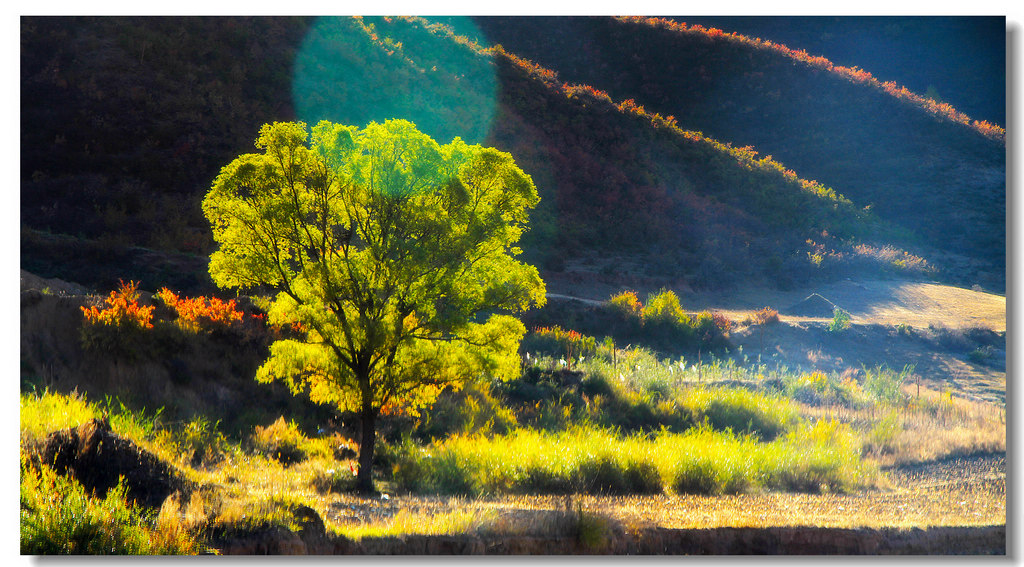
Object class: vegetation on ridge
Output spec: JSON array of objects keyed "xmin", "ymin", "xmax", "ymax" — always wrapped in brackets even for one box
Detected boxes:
[{"xmin": 619, "ymin": 16, "xmax": 1004, "ymax": 142}]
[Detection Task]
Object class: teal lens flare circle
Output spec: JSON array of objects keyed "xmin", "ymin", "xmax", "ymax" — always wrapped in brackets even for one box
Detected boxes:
[{"xmin": 292, "ymin": 16, "xmax": 498, "ymax": 145}]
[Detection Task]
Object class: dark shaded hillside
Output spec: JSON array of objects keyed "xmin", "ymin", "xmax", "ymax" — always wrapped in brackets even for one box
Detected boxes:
[
  {"xmin": 467, "ymin": 16, "xmax": 1005, "ymax": 289},
  {"xmin": 20, "ymin": 16, "xmax": 994, "ymax": 296},
  {"xmin": 21, "ymin": 17, "xmax": 312, "ymax": 256},
  {"xmin": 679, "ymin": 16, "xmax": 1005, "ymax": 127}
]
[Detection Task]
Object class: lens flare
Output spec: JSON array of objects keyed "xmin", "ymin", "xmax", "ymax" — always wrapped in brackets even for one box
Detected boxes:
[{"xmin": 292, "ymin": 16, "xmax": 498, "ymax": 145}]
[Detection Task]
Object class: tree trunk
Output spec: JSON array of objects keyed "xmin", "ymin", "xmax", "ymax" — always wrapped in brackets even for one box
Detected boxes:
[{"xmin": 356, "ymin": 407, "xmax": 377, "ymax": 494}]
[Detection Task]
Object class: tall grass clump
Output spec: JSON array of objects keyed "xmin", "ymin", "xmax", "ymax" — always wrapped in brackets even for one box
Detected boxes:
[
  {"xmin": 20, "ymin": 458, "xmax": 203, "ymax": 554},
  {"xmin": 392, "ymin": 427, "xmax": 661, "ymax": 496},
  {"xmin": 785, "ymin": 370, "xmax": 868, "ymax": 408},
  {"xmin": 20, "ymin": 389, "xmax": 98, "ymax": 450},
  {"xmin": 100, "ymin": 396, "xmax": 164, "ymax": 443},
  {"xmin": 521, "ymin": 326, "xmax": 597, "ymax": 368},
  {"xmin": 248, "ymin": 416, "xmax": 330, "ymax": 465},
  {"xmin": 861, "ymin": 364, "xmax": 911, "ymax": 406},
  {"xmin": 761, "ymin": 418, "xmax": 870, "ymax": 492},
  {"xmin": 392, "ymin": 422, "xmax": 873, "ymax": 497},
  {"xmin": 681, "ymin": 387, "xmax": 799, "ymax": 440}
]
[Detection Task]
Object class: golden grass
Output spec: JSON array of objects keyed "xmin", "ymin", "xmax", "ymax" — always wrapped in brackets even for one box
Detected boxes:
[
  {"xmin": 333, "ymin": 507, "xmax": 498, "ymax": 540},
  {"xmin": 19, "ymin": 370, "xmax": 1006, "ymax": 550},
  {"xmin": 799, "ymin": 384, "xmax": 1005, "ymax": 467},
  {"xmin": 19, "ymin": 389, "xmax": 97, "ymax": 450},
  {"xmin": 309, "ymin": 475, "xmax": 1005, "ymax": 537}
]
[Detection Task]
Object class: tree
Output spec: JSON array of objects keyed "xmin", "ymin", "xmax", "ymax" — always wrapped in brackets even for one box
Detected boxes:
[{"xmin": 203, "ymin": 119, "xmax": 546, "ymax": 492}]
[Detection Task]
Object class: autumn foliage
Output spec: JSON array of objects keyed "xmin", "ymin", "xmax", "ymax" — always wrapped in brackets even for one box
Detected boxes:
[
  {"xmin": 79, "ymin": 280, "xmax": 156, "ymax": 358},
  {"xmin": 156, "ymin": 288, "xmax": 244, "ymax": 333},
  {"xmin": 618, "ymin": 16, "xmax": 1005, "ymax": 143},
  {"xmin": 79, "ymin": 281, "xmax": 252, "ymax": 359},
  {"xmin": 80, "ymin": 280, "xmax": 154, "ymax": 331},
  {"xmin": 523, "ymin": 326, "xmax": 598, "ymax": 368}
]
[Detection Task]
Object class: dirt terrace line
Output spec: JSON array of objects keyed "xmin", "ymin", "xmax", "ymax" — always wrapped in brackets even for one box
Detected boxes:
[{"xmin": 217, "ymin": 524, "xmax": 1006, "ymax": 555}]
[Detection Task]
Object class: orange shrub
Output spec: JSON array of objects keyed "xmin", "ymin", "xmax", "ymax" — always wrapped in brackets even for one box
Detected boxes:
[
  {"xmin": 80, "ymin": 280, "xmax": 154, "ymax": 330},
  {"xmin": 156, "ymin": 288, "xmax": 243, "ymax": 333},
  {"xmin": 79, "ymin": 280, "xmax": 155, "ymax": 358}
]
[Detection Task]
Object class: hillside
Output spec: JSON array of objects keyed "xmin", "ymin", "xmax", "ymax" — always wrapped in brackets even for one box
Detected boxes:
[
  {"xmin": 680, "ymin": 16, "xmax": 1005, "ymax": 126},
  {"xmin": 465, "ymin": 16, "xmax": 1006, "ymax": 290},
  {"xmin": 21, "ymin": 15, "xmax": 980, "ymax": 296}
]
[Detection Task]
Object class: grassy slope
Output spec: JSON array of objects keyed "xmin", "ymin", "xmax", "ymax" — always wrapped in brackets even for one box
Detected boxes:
[
  {"xmin": 20, "ymin": 16, "xmax": 973, "ymax": 294},
  {"xmin": 466, "ymin": 16, "xmax": 1005, "ymax": 288}
]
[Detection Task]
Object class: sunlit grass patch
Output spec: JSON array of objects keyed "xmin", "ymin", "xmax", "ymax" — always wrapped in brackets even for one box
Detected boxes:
[
  {"xmin": 334, "ymin": 508, "xmax": 497, "ymax": 541},
  {"xmin": 392, "ymin": 421, "xmax": 875, "ymax": 497},
  {"xmin": 20, "ymin": 389, "xmax": 98, "ymax": 451},
  {"xmin": 249, "ymin": 416, "xmax": 318, "ymax": 464},
  {"xmin": 20, "ymin": 457, "xmax": 204, "ymax": 554},
  {"xmin": 871, "ymin": 386, "xmax": 1005, "ymax": 466},
  {"xmin": 680, "ymin": 386, "xmax": 799, "ymax": 440}
]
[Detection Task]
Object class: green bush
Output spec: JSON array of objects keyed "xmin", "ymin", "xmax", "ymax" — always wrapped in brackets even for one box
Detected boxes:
[
  {"xmin": 601, "ymin": 289, "xmax": 730, "ymax": 354},
  {"xmin": 642, "ymin": 289, "xmax": 694, "ymax": 344},
  {"xmin": 827, "ymin": 307, "xmax": 852, "ymax": 333},
  {"xmin": 607, "ymin": 290, "xmax": 643, "ymax": 319},
  {"xmin": 861, "ymin": 365, "xmax": 910, "ymax": 405},
  {"xmin": 967, "ymin": 345, "xmax": 994, "ymax": 365},
  {"xmin": 693, "ymin": 310, "xmax": 732, "ymax": 350},
  {"xmin": 414, "ymin": 384, "xmax": 518, "ymax": 440}
]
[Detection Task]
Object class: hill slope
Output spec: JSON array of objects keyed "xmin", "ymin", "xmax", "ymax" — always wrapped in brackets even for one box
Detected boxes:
[
  {"xmin": 465, "ymin": 16, "xmax": 1005, "ymax": 289},
  {"xmin": 20, "ymin": 16, "xmax": 999, "ymax": 294}
]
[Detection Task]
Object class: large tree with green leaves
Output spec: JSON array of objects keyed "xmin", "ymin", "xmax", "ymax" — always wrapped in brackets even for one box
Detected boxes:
[{"xmin": 203, "ymin": 119, "xmax": 546, "ymax": 492}]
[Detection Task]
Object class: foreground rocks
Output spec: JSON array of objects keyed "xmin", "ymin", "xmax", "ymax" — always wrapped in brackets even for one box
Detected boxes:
[{"xmin": 41, "ymin": 418, "xmax": 194, "ymax": 508}]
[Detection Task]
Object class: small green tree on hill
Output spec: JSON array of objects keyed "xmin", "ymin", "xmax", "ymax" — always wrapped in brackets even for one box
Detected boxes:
[{"xmin": 203, "ymin": 119, "xmax": 546, "ymax": 492}]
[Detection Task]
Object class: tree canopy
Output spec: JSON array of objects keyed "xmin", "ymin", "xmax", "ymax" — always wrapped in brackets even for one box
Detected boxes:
[{"xmin": 203, "ymin": 119, "xmax": 546, "ymax": 491}]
